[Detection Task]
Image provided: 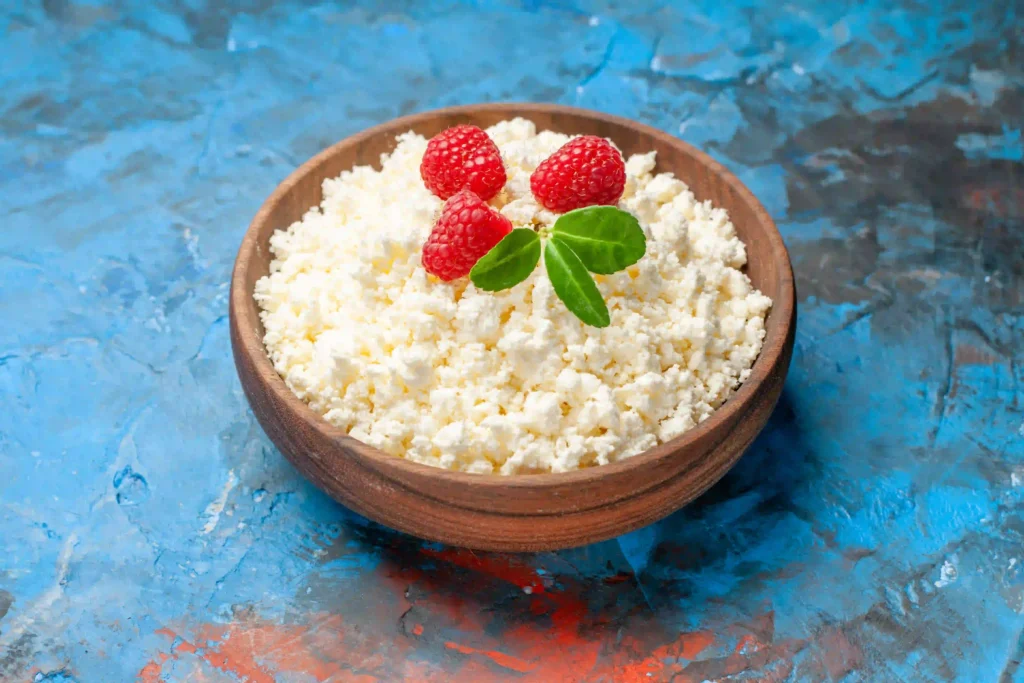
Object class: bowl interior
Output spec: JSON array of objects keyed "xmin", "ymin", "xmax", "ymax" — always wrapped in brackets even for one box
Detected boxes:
[{"xmin": 232, "ymin": 104, "xmax": 794, "ymax": 495}]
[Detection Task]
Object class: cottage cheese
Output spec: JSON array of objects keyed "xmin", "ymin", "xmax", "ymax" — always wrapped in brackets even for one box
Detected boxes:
[{"xmin": 254, "ymin": 119, "xmax": 772, "ymax": 474}]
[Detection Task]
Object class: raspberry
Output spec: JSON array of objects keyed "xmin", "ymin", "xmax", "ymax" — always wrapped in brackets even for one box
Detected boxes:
[
  {"xmin": 422, "ymin": 190, "xmax": 513, "ymax": 281},
  {"xmin": 530, "ymin": 135, "xmax": 626, "ymax": 213},
  {"xmin": 420, "ymin": 125, "xmax": 507, "ymax": 201}
]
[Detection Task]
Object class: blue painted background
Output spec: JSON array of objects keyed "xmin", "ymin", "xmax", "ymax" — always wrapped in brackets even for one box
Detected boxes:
[{"xmin": 1, "ymin": 1, "xmax": 1022, "ymax": 681}]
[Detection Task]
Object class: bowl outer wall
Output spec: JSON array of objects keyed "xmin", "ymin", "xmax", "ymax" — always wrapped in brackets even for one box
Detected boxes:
[{"xmin": 229, "ymin": 103, "xmax": 796, "ymax": 551}]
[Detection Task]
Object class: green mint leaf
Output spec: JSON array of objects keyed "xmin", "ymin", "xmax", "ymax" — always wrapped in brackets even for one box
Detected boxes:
[
  {"xmin": 470, "ymin": 228, "xmax": 541, "ymax": 292},
  {"xmin": 550, "ymin": 206, "xmax": 646, "ymax": 274},
  {"xmin": 545, "ymin": 236, "xmax": 610, "ymax": 328}
]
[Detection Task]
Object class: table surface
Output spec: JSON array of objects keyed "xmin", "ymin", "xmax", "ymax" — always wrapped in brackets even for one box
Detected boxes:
[{"xmin": 1, "ymin": 1, "xmax": 1022, "ymax": 681}]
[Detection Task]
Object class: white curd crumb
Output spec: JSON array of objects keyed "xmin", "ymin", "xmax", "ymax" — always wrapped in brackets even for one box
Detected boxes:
[{"xmin": 255, "ymin": 118, "xmax": 772, "ymax": 475}]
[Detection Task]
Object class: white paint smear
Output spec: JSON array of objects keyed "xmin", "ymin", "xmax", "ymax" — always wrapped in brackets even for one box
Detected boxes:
[
  {"xmin": 934, "ymin": 559, "xmax": 958, "ymax": 588},
  {"xmin": 201, "ymin": 470, "xmax": 238, "ymax": 535},
  {"xmin": 0, "ymin": 533, "xmax": 78, "ymax": 649}
]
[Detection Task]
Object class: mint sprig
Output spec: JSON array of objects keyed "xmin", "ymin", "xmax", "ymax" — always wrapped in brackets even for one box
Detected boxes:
[
  {"xmin": 549, "ymin": 206, "xmax": 646, "ymax": 274},
  {"xmin": 469, "ymin": 228, "xmax": 541, "ymax": 291},
  {"xmin": 545, "ymin": 236, "xmax": 610, "ymax": 327},
  {"xmin": 468, "ymin": 205, "xmax": 646, "ymax": 327}
]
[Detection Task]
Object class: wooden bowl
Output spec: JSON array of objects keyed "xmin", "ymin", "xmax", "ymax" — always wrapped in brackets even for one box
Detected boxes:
[{"xmin": 230, "ymin": 103, "xmax": 795, "ymax": 551}]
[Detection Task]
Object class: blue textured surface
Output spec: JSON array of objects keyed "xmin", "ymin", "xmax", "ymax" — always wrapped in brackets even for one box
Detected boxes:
[{"xmin": 1, "ymin": 1, "xmax": 1022, "ymax": 681}]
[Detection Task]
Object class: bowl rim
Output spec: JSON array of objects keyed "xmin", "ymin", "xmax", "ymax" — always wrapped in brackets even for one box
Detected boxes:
[{"xmin": 230, "ymin": 102, "xmax": 795, "ymax": 491}]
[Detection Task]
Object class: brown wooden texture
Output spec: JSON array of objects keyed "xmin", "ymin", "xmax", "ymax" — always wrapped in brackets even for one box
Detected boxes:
[{"xmin": 229, "ymin": 103, "xmax": 796, "ymax": 551}]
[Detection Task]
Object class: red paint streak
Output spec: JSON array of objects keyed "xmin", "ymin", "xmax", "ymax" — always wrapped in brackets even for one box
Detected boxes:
[
  {"xmin": 498, "ymin": 592, "xmax": 601, "ymax": 680},
  {"xmin": 648, "ymin": 630, "xmax": 715, "ymax": 675},
  {"xmin": 422, "ymin": 547, "xmax": 545, "ymax": 593},
  {"xmin": 954, "ymin": 343, "xmax": 997, "ymax": 367},
  {"xmin": 527, "ymin": 596, "xmax": 548, "ymax": 615},
  {"xmin": 149, "ymin": 628, "xmax": 274, "ymax": 683},
  {"xmin": 155, "ymin": 626, "xmax": 197, "ymax": 655},
  {"xmin": 735, "ymin": 633, "xmax": 762, "ymax": 655},
  {"xmin": 137, "ymin": 659, "xmax": 163, "ymax": 683},
  {"xmin": 593, "ymin": 629, "xmax": 714, "ymax": 682},
  {"xmin": 676, "ymin": 630, "xmax": 716, "ymax": 660},
  {"xmin": 964, "ymin": 185, "xmax": 1024, "ymax": 217},
  {"xmin": 602, "ymin": 571, "xmax": 633, "ymax": 584},
  {"xmin": 392, "ymin": 551, "xmax": 600, "ymax": 682},
  {"xmin": 203, "ymin": 648, "xmax": 275, "ymax": 683},
  {"xmin": 143, "ymin": 562, "xmax": 800, "ymax": 683},
  {"xmin": 818, "ymin": 628, "xmax": 863, "ymax": 679},
  {"xmin": 400, "ymin": 546, "xmax": 717, "ymax": 680},
  {"xmin": 445, "ymin": 641, "xmax": 535, "ymax": 674},
  {"xmin": 143, "ymin": 619, "xmax": 361, "ymax": 683},
  {"xmin": 139, "ymin": 607, "xmax": 726, "ymax": 683}
]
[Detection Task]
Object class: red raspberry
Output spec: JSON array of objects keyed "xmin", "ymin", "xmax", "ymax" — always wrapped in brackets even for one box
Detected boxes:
[
  {"xmin": 422, "ymin": 190, "xmax": 513, "ymax": 281},
  {"xmin": 420, "ymin": 125, "xmax": 507, "ymax": 201},
  {"xmin": 530, "ymin": 135, "xmax": 626, "ymax": 213}
]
